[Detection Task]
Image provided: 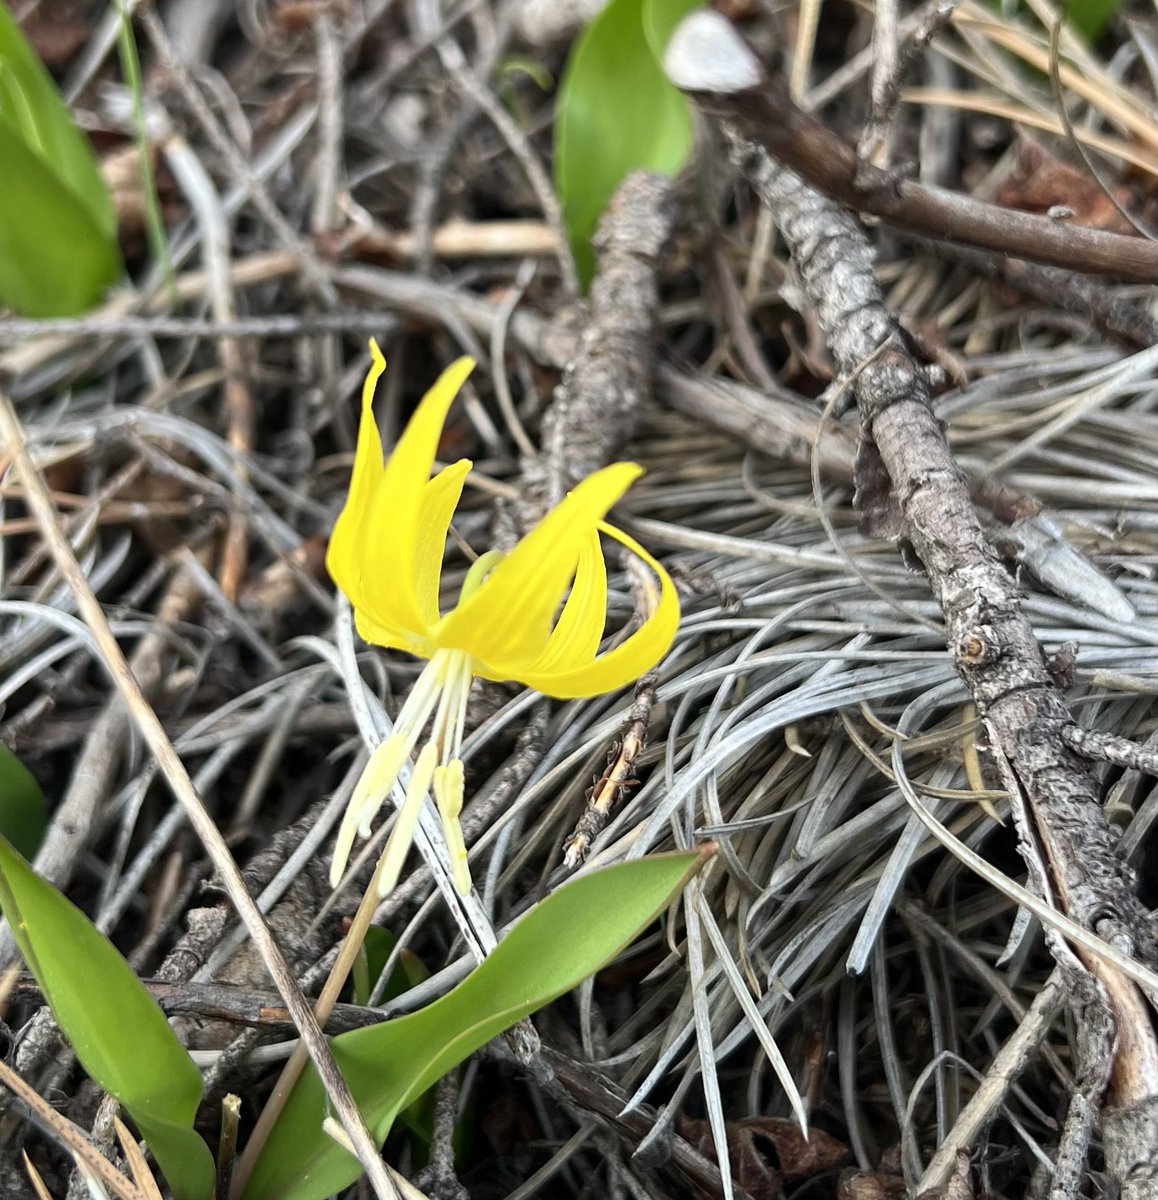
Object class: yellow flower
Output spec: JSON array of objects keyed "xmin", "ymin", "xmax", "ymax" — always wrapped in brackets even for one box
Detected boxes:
[{"xmin": 327, "ymin": 342, "xmax": 680, "ymax": 897}]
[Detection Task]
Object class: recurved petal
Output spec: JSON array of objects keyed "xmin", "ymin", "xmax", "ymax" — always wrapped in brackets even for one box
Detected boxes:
[
  {"xmin": 379, "ymin": 356, "xmax": 475, "ymax": 529},
  {"xmin": 437, "ymin": 462, "xmax": 642, "ymax": 669},
  {"xmin": 412, "ymin": 459, "xmax": 472, "ymax": 628},
  {"xmin": 329, "ymin": 350, "xmax": 475, "ymax": 639},
  {"xmin": 506, "ymin": 520, "xmax": 679, "ymax": 699},
  {"xmin": 353, "ymin": 606, "xmax": 432, "ymax": 658},
  {"xmin": 346, "ymin": 339, "xmax": 388, "ymax": 514},
  {"xmin": 513, "ymin": 526, "xmax": 606, "ymax": 676},
  {"xmin": 325, "ymin": 340, "xmax": 388, "ymax": 605}
]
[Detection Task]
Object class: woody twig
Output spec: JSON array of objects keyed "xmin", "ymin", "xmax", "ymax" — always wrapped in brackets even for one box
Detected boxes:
[{"xmin": 665, "ymin": 12, "xmax": 1158, "ymax": 1195}]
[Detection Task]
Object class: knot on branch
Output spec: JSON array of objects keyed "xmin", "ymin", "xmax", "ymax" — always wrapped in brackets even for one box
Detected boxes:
[
  {"xmin": 956, "ymin": 626, "xmax": 1000, "ymax": 667},
  {"xmin": 1015, "ymin": 711, "xmax": 1080, "ymax": 758},
  {"xmin": 857, "ymin": 349, "xmax": 928, "ymax": 430}
]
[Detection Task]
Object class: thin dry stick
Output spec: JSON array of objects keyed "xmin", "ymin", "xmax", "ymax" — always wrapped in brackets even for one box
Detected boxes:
[
  {"xmin": 163, "ymin": 137, "xmax": 255, "ymax": 603},
  {"xmin": 563, "ymin": 675, "xmax": 657, "ymax": 869},
  {"xmin": 138, "ymin": 8, "xmax": 339, "ymax": 306},
  {"xmin": 0, "ymin": 389, "xmax": 400, "ymax": 1200},
  {"xmin": 526, "ymin": 172, "xmax": 677, "ymax": 509},
  {"xmin": 312, "ymin": 10, "xmax": 343, "ymax": 235},
  {"xmin": 352, "ymin": 218, "xmax": 559, "ymax": 263},
  {"xmin": 665, "ymin": 15, "xmax": 1158, "ymax": 282},
  {"xmin": 0, "ymin": 563, "xmax": 204, "ymax": 969},
  {"xmin": 0, "ymin": 1057, "xmax": 144, "ymax": 1200},
  {"xmin": 231, "ymin": 854, "xmax": 391, "ymax": 1197},
  {"xmin": 114, "ymin": 1115, "xmax": 166, "ymax": 1200},
  {"xmin": 920, "ymin": 971, "xmax": 1065, "ymax": 1189},
  {"xmin": 448, "ymin": 64, "xmax": 580, "ymax": 297},
  {"xmin": 859, "ymin": 0, "xmax": 901, "ymax": 167}
]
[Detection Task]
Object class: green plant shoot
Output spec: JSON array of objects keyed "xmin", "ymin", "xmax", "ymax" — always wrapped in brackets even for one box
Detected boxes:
[
  {"xmin": 554, "ymin": 0, "xmax": 703, "ymax": 285},
  {"xmin": 243, "ymin": 849, "xmax": 708, "ymax": 1200},
  {"xmin": 0, "ymin": 3, "xmax": 122, "ymax": 315},
  {"xmin": 0, "ymin": 745, "xmax": 45, "ymax": 860},
  {"xmin": 0, "ymin": 835, "xmax": 215, "ymax": 1200}
]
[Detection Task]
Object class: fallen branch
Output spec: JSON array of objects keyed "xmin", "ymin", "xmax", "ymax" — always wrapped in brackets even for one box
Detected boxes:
[
  {"xmin": 662, "ymin": 14, "xmax": 1158, "ymax": 283},
  {"xmin": 665, "ymin": 11, "xmax": 1158, "ymax": 1194}
]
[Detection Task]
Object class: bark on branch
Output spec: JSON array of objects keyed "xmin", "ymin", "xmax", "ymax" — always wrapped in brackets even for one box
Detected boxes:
[
  {"xmin": 662, "ymin": 13, "xmax": 1158, "ymax": 283},
  {"xmin": 665, "ymin": 11, "xmax": 1158, "ymax": 1193}
]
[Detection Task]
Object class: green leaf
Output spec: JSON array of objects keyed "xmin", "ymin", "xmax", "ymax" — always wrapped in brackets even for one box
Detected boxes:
[
  {"xmin": 352, "ymin": 927, "xmax": 431, "ymax": 1008},
  {"xmin": 982, "ymin": 0, "xmax": 1121, "ymax": 46},
  {"xmin": 0, "ymin": 746, "xmax": 45, "ymax": 860},
  {"xmin": 0, "ymin": 4, "xmax": 113, "ymax": 234},
  {"xmin": 1061, "ymin": 0, "xmax": 1121, "ymax": 41},
  {"xmin": 642, "ymin": 0, "xmax": 705, "ymax": 63},
  {"xmin": 0, "ymin": 835, "xmax": 215, "ymax": 1200},
  {"xmin": 554, "ymin": 0, "xmax": 697, "ymax": 286},
  {"xmin": 0, "ymin": 125, "xmax": 123, "ymax": 315},
  {"xmin": 244, "ymin": 849, "xmax": 708, "ymax": 1200},
  {"xmin": 0, "ymin": 3, "xmax": 122, "ymax": 314}
]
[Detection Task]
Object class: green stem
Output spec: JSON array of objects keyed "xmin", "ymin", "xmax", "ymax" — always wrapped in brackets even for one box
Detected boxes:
[{"xmin": 115, "ymin": 0, "xmax": 172, "ymax": 299}]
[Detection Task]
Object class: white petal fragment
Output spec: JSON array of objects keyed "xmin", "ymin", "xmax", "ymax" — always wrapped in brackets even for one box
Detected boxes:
[{"xmin": 663, "ymin": 11, "xmax": 763, "ymax": 94}]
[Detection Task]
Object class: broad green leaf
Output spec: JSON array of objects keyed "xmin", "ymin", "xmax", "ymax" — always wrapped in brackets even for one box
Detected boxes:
[
  {"xmin": 0, "ymin": 125, "xmax": 123, "ymax": 315},
  {"xmin": 351, "ymin": 926, "xmax": 395, "ymax": 1007},
  {"xmin": 244, "ymin": 849, "xmax": 708, "ymax": 1200},
  {"xmin": 554, "ymin": 0, "xmax": 695, "ymax": 286},
  {"xmin": 0, "ymin": 836, "xmax": 215, "ymax": 1200},
  {"xmin": 0, "ymin": 4, "xmax": 113, "ymax": 234},
  {"xmin": 0, "ymin": 3, "xmax": 121, "ymax": 314},
  {"xmin": 351, "ymin": 930, "xmax": 438, "ymax": 1150},
  {"xmin": 0, "ymin": 746, "xmax": 45, "ymax": 860},
  {"xmin": 351, "ymin": 927, "xmax": 430, "ymax": 1007}
]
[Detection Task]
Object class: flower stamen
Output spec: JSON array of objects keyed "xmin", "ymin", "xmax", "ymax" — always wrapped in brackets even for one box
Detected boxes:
[
  {"xmin": 329, "ymin": 647, "xmax": 476, "ymax": 897},
  {"xmin": 376, "ymin": 741, "xmax": 438, "ymax": 896},
  {"xmin": 434, "ymin": 761, "xmax": 468, "ymax": 895}
]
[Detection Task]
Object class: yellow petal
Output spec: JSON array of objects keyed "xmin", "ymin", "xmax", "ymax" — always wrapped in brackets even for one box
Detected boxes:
[
  {"xmin": 328, "ymin": 350, "xmax": 475, "ymax": 638},
  {"xmin": 326, "ymin": 340, "xmax": 388, "ymax": 610},
  {"xmin": 437, "ymin": 462, "xmax": 642, "ymax": 670},
  {"xmin": 413, "ymin": 460, "xmax": 472, "ymax": 627},
  {"xmin": 507, "ymin": 521, "xmax": 679, "ymax": 698},
  {"xmin": 353, "ymin": 606, "xmax": 432, "ymax": 657},
  {"xmin": 380, "ymin": 355, "xmax": 475, "ymax": 526},
  {"xmin": 517, "ymin": 527, "xmax": 607, "ymax": 675}
]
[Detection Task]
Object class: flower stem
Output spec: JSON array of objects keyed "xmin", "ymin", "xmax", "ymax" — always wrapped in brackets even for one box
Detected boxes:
[{"xmin": 230, "ymin": 852, "xmax": 390, "ymax": 1198}]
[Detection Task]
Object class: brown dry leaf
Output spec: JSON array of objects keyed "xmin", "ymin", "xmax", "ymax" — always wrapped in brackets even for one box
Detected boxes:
[
  {"xmin": 996, "ymin": 139, "xmax": 1138, "ymax": 235},
  {"xmin": 273, "ymin": 0, "xmax": 346, "ymax": 35},
  {"xmin": 678, "ymin": 1115, "xmax": 850, "ymax": 1200},
  {"xmin": 854, "ymin": 433, "xmax": 904, "ymax": 542},
  {"xmin": 17, "ymin": 0, "xmax": 96, "ymax": 69}
]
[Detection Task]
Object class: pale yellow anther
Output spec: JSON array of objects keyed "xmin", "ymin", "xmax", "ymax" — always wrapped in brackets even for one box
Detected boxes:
[
  {"xmin": 354, "ymin": 735, "xmax": 409, "ymax": 838},
  {"xmin": 434, "ymin": 761, "xmax": 470, "ymax": 895},
  {"xmin": 434, "ymin": 761, "xmax": 464, "ymax": 819},
  {"xmin": 376, "ymin": 742, "xmax": 438, "ymax": 897},
  {"xmin": 329, "ymin": 735, "xmax": 411, "ymax": 889}
]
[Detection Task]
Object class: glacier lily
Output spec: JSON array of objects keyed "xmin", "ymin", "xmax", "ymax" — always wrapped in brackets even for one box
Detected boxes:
[{"xmin": 327, "ymin": 342, "xmax": 679, "ymax": 897}]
